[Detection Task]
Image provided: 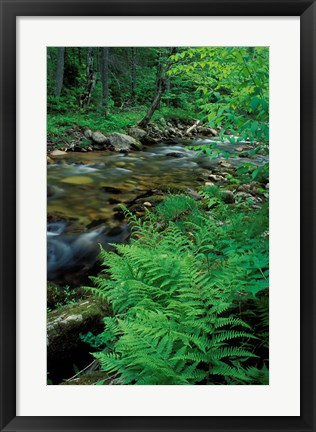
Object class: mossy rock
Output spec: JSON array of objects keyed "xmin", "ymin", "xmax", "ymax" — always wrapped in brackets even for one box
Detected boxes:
[
  {"xmin": 47, "ymin": 298, "xmax": 111, "ymax": 363},
  {"xmin": 128, "ymin": 194, "xmax": 165, "ymax": 213},
  {"xmin": 59, "ymin": 370, "xmax": 110, "ymax": 385}
]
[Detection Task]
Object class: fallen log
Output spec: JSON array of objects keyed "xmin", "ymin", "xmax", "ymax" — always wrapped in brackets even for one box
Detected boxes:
[
  {"xmin": 185, "ymin": 119, "xmax": 200, "ymax": 135},
  {"xmin": 47, "ymin": 298, "xmax": 110, "ymax": 364}
]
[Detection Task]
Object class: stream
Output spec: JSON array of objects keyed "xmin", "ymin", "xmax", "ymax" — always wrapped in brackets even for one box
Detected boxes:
[{"xmin": 47, "ymin": 138, "xmax": 268, "ymax": 284}]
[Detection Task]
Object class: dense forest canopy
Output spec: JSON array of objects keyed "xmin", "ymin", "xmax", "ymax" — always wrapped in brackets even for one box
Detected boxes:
[{"xmin": 47, "ymin": 46, "xmax": 268, "ymax": 144}]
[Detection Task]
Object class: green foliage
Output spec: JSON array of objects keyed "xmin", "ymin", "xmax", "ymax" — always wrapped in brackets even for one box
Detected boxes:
[
  {"xmin": 152, "ymin": 106, "xmax": 200, "ymax": 123},
  {"xmin": 47, "ymin": 47, "xmax": 200, "ymax": 116},
  {"xmin": 169, "ymin": 47, "xmax": 269, "ymax": 144},
  {"xmin": 154, "ymin": 195, "xmax": 199, "ymax": 222},
  {"xmin": 47, "ymin": 110, "xmax": 144, "ymax": 146},
  {"xmin": 47, "ymin": 46, "xmax": 269, "ymax": 157},
  {"xmin": 237, "ymin": 161, "xmax": 269, "ymax": 181},
  {"xmin": 47, "ymin": 105, "xmax": 197, "ymax": 147},
  {"xmin": 198, "ymin": 185, "xmax": 224, "ymax": 208},
  {"xmin": 84, "ymin": 196, "xmax": 269, "ymax": 385}
]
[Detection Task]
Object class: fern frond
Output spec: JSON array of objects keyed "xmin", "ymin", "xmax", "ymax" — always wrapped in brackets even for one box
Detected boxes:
[
  {"xmin": 212, "ymin": 330, "xmax": 257, "ymax": 345},
  {"xmin": 83, "ymin": 193, "xmax": 269, "ymax": 385}
]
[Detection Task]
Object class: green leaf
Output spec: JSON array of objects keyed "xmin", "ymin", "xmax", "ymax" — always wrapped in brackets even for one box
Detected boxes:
[
  {"xmin": 251, "ymin": 121, "xmax": 259, "ymax": 134},
  {"xmin": 250, "ymin": 97, "xmax": 260, "ymax": 111}
]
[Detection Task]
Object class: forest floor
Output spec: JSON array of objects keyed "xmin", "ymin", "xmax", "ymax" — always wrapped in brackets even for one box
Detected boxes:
[{"xmin": 47, "ymin": 108, "xmax": 206, "ymax": 150}]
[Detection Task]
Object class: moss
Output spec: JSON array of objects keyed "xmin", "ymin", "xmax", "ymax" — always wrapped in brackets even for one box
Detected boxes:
[
  {"xmin": 47, "ymin": 283, "xmax": 88, "ymax": 310},
  {"xmin": 47, "ymin": 298, "xmax": 112, "ymax": 364},
  {"xmin": 49, "ymin": 297, "xmax": 111, "ymax": 320},
  {"xmin": 131, "ymin": 139, "xmax": 143, "ymax": 150},
  {"xmin": 59, "ymin": 370, "xmax": 109, "ymax": 385}
]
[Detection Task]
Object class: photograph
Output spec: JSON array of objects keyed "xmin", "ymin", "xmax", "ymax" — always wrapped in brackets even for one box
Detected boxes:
[
  {"xmin": 46, "ymin": 46, "xmax": 269, "ymax": 385},
  {"xmin": 1, "ymin": 0, "xmax": 315, "ymax": 428}
]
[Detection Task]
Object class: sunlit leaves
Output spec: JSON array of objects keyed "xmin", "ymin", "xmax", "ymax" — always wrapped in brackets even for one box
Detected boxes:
[{"xmin": 169, "ymin": 47, "xmax": 269, "ymax": 144}]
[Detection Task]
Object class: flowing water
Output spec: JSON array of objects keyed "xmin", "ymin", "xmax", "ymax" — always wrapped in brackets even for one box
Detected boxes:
[{"xmin": 47, "ymin": 139, "xmax": 267, "ymax": 283}]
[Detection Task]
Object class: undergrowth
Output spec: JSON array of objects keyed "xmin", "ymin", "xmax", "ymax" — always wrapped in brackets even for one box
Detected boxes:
[
  {"xmin": 82, "ymin": 193, "xmax": 269, "ymax": 385},
  {"xmin": 47, "ymin": 106, "xmax": 197, "ymax": 147}
]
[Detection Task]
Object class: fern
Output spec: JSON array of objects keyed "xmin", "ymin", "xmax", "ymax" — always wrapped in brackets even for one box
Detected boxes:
[{"xmin": 84, "ymin": 194, "xmax": 269, "ymax": 385}]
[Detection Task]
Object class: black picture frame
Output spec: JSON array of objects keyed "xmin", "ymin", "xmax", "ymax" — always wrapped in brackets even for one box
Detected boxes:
[{"xmin": 1, "ymin": 1, "xmax": 315, "ymax": 431}]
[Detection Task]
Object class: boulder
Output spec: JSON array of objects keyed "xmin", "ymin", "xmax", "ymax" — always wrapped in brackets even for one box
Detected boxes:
[
  {"xmin": 128, "ymin": 127, "xmax": 147, "ymax": 141},
  {"xmin": 84, "ymin": 129, "xmax": 92, "ymax": 139},
  {"xmin": 145, "ymin": 135, "xmax": 159, "ymax": 144},
  {"xmin": 50, "ymin": 149, "xmax": 67, "ymax": 156},
  {"xmin": 197, "ymin": 126, "xmax": 212, "ymax": 136},
  {"xmin": 158, "ymin": 117, "xmax": 167, "ymax": 128},
  {"xmin": 218, "ymin": 160, "xmax": 232, "ymax": 168},
  {"xmin": 236, "ymin": 191, "xmax": 253, "ymax": 200},
  {"xmin": 208, "ymin": 174, "xmax": 227, "ymax": 183},
  {"xmin": 108, "ymin": 133, "xmax": 142, "ymax": 151},
  {"xmin": 47, "ymin": 156, "xmax": 54, "ymax": 164},
  {"xmin": 91, "ymin": 131, "xmax": 109, "ymax": 144},
  {"xmin": 221, "ymin": 190, "xmax": 235, "ymax": 204},
  {"xmin": 166, "ymin": 127, "xmax": 177, "ymax": 135},
  {"xmin": 92, "ymin": 144, "xmax": 105, "ymax": 151},
  {"xmin": 237, "ymin": 184, "xmax": 251, "ymax": 193},
  {"xmin": 152, "ymin": 125, "xmax": 162, "ymax": 134}
]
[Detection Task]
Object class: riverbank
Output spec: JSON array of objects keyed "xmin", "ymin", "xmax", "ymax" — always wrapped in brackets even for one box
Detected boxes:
[
  {"xmin": 47, "ymin": 133, "xmax": 269, "ymax": 384},
  {"xmin": 47, "ymin": 110, "xmax": 218, "ymax": 155}
]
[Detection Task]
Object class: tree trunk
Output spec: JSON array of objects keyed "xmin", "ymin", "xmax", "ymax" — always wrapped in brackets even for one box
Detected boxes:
[
  {"xmin": 131, "ymin": 47, "xmax": 136, "ymax": 104},
  {"xmin": 165, "ymin": 75, "xmax": 171, "ymax": 107},
  {"xmin": 138, "ymin": 88, "xmax": 164, "ymax": 129},
  {"xmin": 55, "ymin": 47, "xmax": 65, "ymax": 97},
  {"xmin": 80, "ymin": 48, "xmax": 97, "ymax": 109},
  {"xmin": 101, "ymin": 47, "xmax": 110, "ymax": 116},
  {"xmin": 138, "ymin": 48, "xmax": 175, "ymax": 129}
]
